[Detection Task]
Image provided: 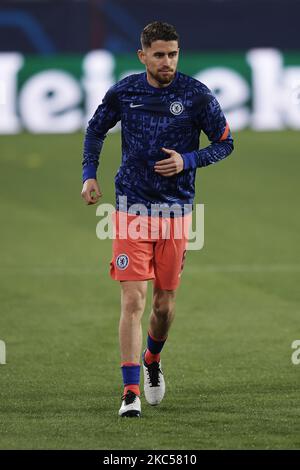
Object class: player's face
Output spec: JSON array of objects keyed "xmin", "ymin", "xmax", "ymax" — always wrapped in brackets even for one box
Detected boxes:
[{"xmin": 138, "ymin": 40, "xmax": 179, "ymax": 87}]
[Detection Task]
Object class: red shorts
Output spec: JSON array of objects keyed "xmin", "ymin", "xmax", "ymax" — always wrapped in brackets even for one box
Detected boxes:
[{"xmin": 110, "ymin": 211, "xmax": 191, "ymax": 290}]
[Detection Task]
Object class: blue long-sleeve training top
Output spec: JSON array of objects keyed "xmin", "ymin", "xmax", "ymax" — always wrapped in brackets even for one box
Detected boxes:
[{"xmin": 82, "ymin": 71, "xmax": 234, "ymax": 215}]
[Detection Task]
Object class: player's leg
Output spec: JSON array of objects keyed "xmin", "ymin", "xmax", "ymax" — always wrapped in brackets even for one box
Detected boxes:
[
  {"xmin": 118, "ymin": 280, "xmax": 147, "ymax": 417},
  {"xmin": 145, "ymin": 287, "xmax": 176, "ymax": 365},
  {"xmin": 142, "ymin": 287, "xmax": 176, "ymax": 405},
  {"xmin": 119, "ymin": 280, "xmax": 147, "ymax": 367},
  {"xmin": 143, "ymin": 214, "xmax": 190, "ymax": 405},
  {"xmin": 109, "ymin": 210, "xmax": 155, "ymax": 416},
  {"xmin": 148, "ymin": 287, "xmax": 176, "ymax": 342}
]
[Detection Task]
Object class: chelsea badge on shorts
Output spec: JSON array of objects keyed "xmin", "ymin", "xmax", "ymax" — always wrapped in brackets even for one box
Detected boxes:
[
  {"xmin": 170, "ymin": 101, "xmax": 184, "ymax": 115},
  {"xmin": 116, "ymin": 253, "xmax": 129, "ymax": 270}
]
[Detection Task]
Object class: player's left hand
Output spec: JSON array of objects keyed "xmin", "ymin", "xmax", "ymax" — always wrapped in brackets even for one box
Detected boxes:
[{"xmin": 154, "ymin": 148, "xmax": 184, "ymax": 177}]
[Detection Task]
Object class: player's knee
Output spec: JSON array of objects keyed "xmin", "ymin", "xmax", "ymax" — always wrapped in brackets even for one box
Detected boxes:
[
  {"xmin": 121, "ymin": 289, "xmax": 146, "ymax": 318},
  {"xmin": 153, "ymin": 290, "xmax": 176, "ymax": 319}
]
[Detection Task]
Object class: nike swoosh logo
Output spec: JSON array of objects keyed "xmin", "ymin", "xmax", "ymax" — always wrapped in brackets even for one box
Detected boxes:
[{"xmin": 130, "ymin": 103, "xmax": 144, "ymax": 108}]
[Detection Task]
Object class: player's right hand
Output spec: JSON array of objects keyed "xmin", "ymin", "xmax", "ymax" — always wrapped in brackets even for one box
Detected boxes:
[{"xmin": 81, "ymin": 178, "xmax": 102, "ymax": 205}]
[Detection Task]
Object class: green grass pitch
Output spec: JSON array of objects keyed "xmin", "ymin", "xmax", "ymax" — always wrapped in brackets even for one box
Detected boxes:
[{"xmin": 0, "ymin": 130, "xmax": 299, "ymax": 449}]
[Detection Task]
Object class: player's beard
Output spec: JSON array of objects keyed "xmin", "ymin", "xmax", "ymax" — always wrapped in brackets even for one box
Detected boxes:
[{"xmin": 148, "ymin": 68, "xmax": 176, "ymax": 86}]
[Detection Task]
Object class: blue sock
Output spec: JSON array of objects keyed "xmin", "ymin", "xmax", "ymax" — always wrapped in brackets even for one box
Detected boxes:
[
  {"xmin": 147, "ymin": 332, "xmax": 167, "ymax": 354},
  {"xmin": 144, "ymin": 332, "xmax": 167, "ymax": 364},
  {"xmin": 121, "ymin": 363, "xmax": 140, "ymax": 395}
]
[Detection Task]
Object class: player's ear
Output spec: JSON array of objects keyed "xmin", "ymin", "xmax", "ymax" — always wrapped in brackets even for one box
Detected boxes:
[{"xmin": 137, "ymin": 49, "xmax": 146, "ymax": 65}]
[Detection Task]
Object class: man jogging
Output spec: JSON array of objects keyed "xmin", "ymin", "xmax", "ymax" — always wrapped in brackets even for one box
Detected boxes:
[{"xmin": 81, "ymin": 21, "xmax": 234, "ymax": 417}]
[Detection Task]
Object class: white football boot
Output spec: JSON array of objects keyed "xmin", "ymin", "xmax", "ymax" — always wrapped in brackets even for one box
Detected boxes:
[
  {"xmin": 118, "ymin": 390, "xmax": 141, "ymax": 418},
  {"xmin": 143, "ymin": 350, "xmax": 165, "ymax": 405}
]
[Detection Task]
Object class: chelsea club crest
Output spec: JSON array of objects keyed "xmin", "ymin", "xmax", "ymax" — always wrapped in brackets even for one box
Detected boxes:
[
  {"xmin": 170, "ymin": 101, "xmax": 184, "ymax": 115},
  {"xmin": 116, "ymin": 254, "xmax": 129, "ymax": 270}
]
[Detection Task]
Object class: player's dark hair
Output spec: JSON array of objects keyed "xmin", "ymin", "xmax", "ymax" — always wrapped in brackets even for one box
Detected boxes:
[{"xmin": 141, "ymin": 21, "xmax": 179, "ymax": 49}]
